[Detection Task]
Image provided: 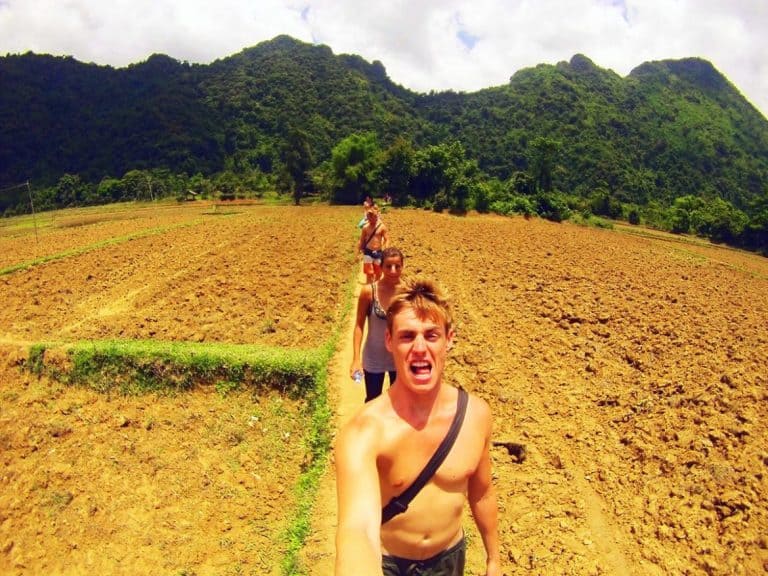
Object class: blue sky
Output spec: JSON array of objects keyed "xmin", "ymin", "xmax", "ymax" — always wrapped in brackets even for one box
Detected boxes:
[{"xmin": 1, "ymin": 0, "xmax": 766, "ymax": 118}]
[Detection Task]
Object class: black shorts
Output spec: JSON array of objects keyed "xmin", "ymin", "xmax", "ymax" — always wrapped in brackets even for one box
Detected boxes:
[
  {"xmin": 382, "ymin": 536, "xmax": 466, "ymax": 576},
  {"xmin": 363, "ymin": 247, "xmax": 383, "ymax": 261}
]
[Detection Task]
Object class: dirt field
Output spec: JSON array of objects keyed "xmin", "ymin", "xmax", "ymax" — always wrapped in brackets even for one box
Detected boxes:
[
  {"xmin": 0, "ymin": 360, "xmax": 308, "ymax": 575},
  {"xmin": 2, "ymin": 203, "xmax": 767, "ymax": 575},
  {"xmin": 0, "ymin": 203, "xmax": 206, "ymax": 271},
  {"xmin": 0, "ymin": 204, "xmax": 356, "ymax": 348},
  {"xmin": 381, "ymin": 210, "xmax": 768, "ymax": 575}
]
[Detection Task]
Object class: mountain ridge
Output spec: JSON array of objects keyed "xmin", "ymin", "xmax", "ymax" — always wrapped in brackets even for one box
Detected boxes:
[{"xmin": 1, "ymin": 35, "xmax": 766, "ymax": 224}]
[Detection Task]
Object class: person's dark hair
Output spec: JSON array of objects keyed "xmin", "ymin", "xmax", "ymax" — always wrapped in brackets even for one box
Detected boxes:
[
  {"xmin": 381, "ymin": 247, "xmax": 404, "ymax": 264},
  {"xmin": 386, "ymin": 277, "xmax": 452, "ymax": 333}
]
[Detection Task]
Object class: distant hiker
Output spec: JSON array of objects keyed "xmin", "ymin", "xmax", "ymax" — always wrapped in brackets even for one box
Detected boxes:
[
  {"xmin": 350, "ymin": 247, "xmax": 405, "ymax": 402},
  {"xmin": 358, "ymin": 207, "xmax": 389, "ymax": 284},
  {"xmin": 335, "ymin": 277, "xmax": 501, "ymax": 576},
  {"xmin": 358, "ymin": 195, "xmax": 375, "ymax": 228}
]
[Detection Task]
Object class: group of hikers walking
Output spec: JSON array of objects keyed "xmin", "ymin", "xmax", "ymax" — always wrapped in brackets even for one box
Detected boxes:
[
  {"xmin": 336, "ymin": 196, "xmax": 502, "ymax": 575},
  {"xmin": 352, "ymin": 198, "xmax": 397, "ymax": 401}
]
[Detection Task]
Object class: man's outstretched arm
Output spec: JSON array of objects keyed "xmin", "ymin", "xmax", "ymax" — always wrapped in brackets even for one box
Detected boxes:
[{"xmin": 335, "ymin": 417, "xmax": 384, "ymax": 575}]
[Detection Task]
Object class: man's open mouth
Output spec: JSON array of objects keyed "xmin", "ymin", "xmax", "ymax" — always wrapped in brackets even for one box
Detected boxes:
[{"xmin": 409, "ymin": 361, "xmax": 432, "ymax": 376}]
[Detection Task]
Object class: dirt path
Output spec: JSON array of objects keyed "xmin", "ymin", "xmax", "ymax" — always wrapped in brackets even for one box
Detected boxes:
[{"xmin": 300, "ymin": 276, "xmax": 366, "ymax": 573}]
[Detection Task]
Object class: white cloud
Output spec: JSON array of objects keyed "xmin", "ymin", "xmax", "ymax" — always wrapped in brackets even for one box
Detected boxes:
[{"xmin": 0, "ymin": 0, "xmax": 766, "ymax": 116}]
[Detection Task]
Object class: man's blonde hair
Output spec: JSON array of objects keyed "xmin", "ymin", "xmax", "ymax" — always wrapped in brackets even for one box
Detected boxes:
[{"xmin": 386, "ymin": 277, "xmax": 452, "ymax": 333}]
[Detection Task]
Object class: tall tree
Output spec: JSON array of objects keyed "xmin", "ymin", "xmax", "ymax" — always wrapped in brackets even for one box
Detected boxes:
[
  {"xmin": 281, "ymin": 128, "xmax": 314, "ymax": 205},
  {"xmin": 528, "ymin": 136, "xmax": 561, "ymax": 193},
  {"xmin": 330, "ymin": 132, "xmax": 381, "ymax": 204},
  {"xmin": 54, "ymin": 174, "xmax": 90, "ymax": 207},
  {"xmin": 378, "ymin": 137, "xmax": 415, "ymax": 206},
  {"xmin": 411, "ymin": 141, "xmax": 476, "ymax": 212}
]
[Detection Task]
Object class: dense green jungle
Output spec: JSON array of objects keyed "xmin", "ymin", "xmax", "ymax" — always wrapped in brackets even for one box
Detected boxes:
[{"xmin": 1, "ymin": 35, "xmax": 767, "ymax": 252}]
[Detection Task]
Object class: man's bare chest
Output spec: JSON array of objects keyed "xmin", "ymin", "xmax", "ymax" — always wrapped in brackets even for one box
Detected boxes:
[{"xmin": 380, "ymin": 426, "xmax": 482, "ymax": 497}]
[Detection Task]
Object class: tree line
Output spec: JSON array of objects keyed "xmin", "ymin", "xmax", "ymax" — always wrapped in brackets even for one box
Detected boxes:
[{"xmin": 4, "ymin": 129, "xmax": 763, "ymax": 254}]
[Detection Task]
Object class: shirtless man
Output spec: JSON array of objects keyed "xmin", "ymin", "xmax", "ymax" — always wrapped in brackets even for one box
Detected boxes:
[
  {"xmin": 358, "ymin": 207, "xmax": 389, "ymax": 284},
  {"xmin": 335, "ymin": 278, "xmax": 501, "ymax": 575}
]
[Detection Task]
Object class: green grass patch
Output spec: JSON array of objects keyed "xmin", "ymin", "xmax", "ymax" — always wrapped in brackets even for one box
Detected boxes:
[
  {"xmin": 28, "ymin": 343, "xmax": 47, "ymax": 375},
  {"xmin": 0, "ymin": 216, "xmax": 52, "ymax": 233},
  {"xmin": 29, "ymin": 339, "xmax": 327, "ymax": 397},
  {"xmin": 571, "ymin": 212, "xmax": 615, "ymax": 230}
]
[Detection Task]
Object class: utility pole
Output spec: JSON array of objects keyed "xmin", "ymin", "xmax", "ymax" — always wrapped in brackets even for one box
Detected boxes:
[{"xmin": 25, "ymin": 181, "xmax": 39, "ymax": 246}]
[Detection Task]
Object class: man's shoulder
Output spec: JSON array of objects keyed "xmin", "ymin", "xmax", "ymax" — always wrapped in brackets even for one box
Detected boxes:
[
  {"xmin": 464, "ymin": 389, "xmax": 490, "ymax": 409},
  {"xmin": 338, "ymin": 398, "xmax": 393, "ymax": 452},
  {"xmin": 466, "ymin": 390, "xmax": 490, "ymax": 410},
  {"xmin": 344, "ymin": 395, "xmax": 391, "ymax": 431},
  {"xmin": 458, "ymin": 388, "xmax": 492, "ymax": 426},
  {"xmin": 468, "ymin": 399, "xmax": 495, "ymax": 454}
]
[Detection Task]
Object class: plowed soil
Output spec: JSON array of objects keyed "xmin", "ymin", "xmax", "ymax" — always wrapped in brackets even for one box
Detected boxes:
[
  {"xmin": 1, "ymin": 203, "xmax": 767, "ymax": 575},
  {"xmin": 0, "ymin": 204, "xmax": 355, "ymax": 347}
]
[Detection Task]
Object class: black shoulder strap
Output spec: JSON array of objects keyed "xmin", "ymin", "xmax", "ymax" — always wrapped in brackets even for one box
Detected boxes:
[
  {"xmin": 364, "ymin": 221, "xmax": 381, "ymax": 249},
  {"xmin": 368, "ymin": 283, "xmax": 377, "ymax": 314},
  {"xmin": 381, "ymin": 388, "xmax": 469, "ymax": 524}
]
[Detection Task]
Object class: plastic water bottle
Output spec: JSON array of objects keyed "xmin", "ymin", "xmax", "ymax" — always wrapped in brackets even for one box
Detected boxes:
[{"xmin": 353, "ymin": 370, "xmax": 363, "ymax": 384}]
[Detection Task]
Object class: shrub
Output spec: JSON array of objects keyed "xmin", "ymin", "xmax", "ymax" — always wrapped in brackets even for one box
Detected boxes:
[
  {"xmin": 432, "ymin": 191, "xmax": 449, "ymax": 212},
  {"xmin": 472, "ymin": 182, "xmax": 491, "ymax": 213},
  {"xmin": 535, "ymin": 192, "xmax": 572, "ymax": 222},
  {"xmin": 589, "ymin": 190, "xmax": 623, "ymax": 219},
  {"xmin": 670, "ymin": 207, "xmax": 691, "ymax": 234},
  {"xmin": 490, "ymin": 196, "xmax": 536, "ymax": 217}
]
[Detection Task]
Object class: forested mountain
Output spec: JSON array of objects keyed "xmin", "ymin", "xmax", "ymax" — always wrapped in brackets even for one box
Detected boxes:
[
  {"xmin": 197, "ymin": 35, "xmax": 428, "ymax": 173},
  {"xmin": 415, "ymin": 54, "xmax": 767, "ymax": 212},
  {"xmin": 0, "ymin": 52, "xmax": 224, "ymax": 183},
  {"xmin": 0, "ymin": 35, "xmax": 428, "ymax": 186},
  {"xmin": 1, "ymin": 35, "xmax": 767, "ymax": 250}
]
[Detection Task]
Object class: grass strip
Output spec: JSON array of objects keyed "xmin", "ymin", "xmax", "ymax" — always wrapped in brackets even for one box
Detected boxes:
[
  {"xmin": 0, "ymin": 219, "xmax": 204, "ymax": 276},
  {"xmin": 28, "ymin": 338, "xmax": 326, "ymax": 397},
  {"xmin": 26, "ymin": 336, "xmax": 336, "ymax": 575}
]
